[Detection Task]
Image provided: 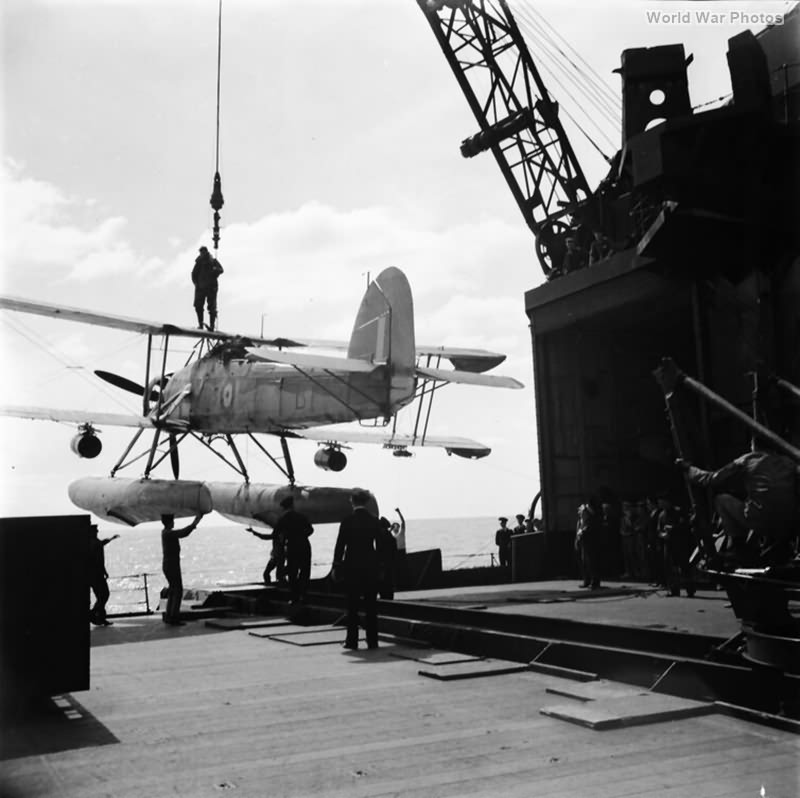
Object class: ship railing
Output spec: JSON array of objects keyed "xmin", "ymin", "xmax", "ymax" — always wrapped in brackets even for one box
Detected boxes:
[
  {"xmin": 442, "ymin": 551, "xmax": 496, "ymax": 569},
  {"xmin": 106, "ymin": 572, "xmax": 157, "ymax": 617},
  {"xmin": 104, "ymin": 551, "xmax": 499, "ymax": 616}
]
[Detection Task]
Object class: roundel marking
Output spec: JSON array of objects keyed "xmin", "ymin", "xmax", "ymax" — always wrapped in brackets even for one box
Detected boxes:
[{"xmin": 221, "ymin": 381, "xmax": 234, "ymax": 409}]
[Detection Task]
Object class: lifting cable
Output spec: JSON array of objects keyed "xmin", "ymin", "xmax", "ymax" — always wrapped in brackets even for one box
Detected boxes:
[
  {"xmin": 498, "ymin": 9, "xmax": 618, "ymax": 162},
  {"xmin": 498, "ymin": 27, "xmax": 617, "ymax": 160},
  {"xmin": 510, "ymin": 1, "xmax": 621, "ymax": 156},
  {"xmin": 516, "ymin": 12, "xmax": 620, "ymax": 125},
  {"xmin": 209, "ymin": 0, "xmax": 225, "ymax": 253},
  {"xmin": 513, "ymin": 14, "xmax": 619, "ymax": 137},
  {"xmin": 517, "ymin": 1, "xmax": 620, "ymax": 113}
]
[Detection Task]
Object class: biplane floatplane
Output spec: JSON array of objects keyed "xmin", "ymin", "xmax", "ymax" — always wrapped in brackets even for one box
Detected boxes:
[{"xmin": 0, "ymin": 267, "xmax": 523, "ymax": 527}]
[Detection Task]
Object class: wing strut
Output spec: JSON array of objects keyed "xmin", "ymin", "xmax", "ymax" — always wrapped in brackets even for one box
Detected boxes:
[
  {"xmin": 225, "ymin": 434, "xmax": 249, "ymax": 483},
  {"xmin": 411, "ymin": 352, "xmax": 446, "ymax": 445},
  {"xmin": 111, "ymin": 428, "xmax": 146, "ymax": 477},
  {"xmin": 246, "ymin": 433, "xmax": 296, "ymax": 486},
  {"xmin": 280, "ymin": 362, "xmax": 392, "ymax": 423}
]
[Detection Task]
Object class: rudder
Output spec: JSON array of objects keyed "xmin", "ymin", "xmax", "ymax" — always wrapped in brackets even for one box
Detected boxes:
[{"xmin": 348, "ymin": 267, "xmax": 415, "ymax": 373}]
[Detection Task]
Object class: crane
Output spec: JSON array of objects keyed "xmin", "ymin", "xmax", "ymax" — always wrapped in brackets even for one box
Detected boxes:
[{"xmin": 416, "ymin": 0, "xmax": 606, "ymax": 276}]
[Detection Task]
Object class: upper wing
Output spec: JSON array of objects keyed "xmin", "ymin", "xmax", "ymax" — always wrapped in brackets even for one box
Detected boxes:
[
  {"xmin": 0, "ymin": 295, "xmax": 304, "ymax": 348},
  {"xmin": 289, "ymin": 426, "xmax": 491, "ymax": 458},
  {"xmin": 0, "ymin": 405, "xmax": 153, "ymax": 428},
  {"xmin": 1, "ymin": 295, "xmax": 513, "ymax": 375}
]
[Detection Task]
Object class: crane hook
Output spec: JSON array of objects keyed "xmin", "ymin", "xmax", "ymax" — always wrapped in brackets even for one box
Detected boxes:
[{"xmin": 210, "ymin": 170, "xmax": 224, "ymax": 251}]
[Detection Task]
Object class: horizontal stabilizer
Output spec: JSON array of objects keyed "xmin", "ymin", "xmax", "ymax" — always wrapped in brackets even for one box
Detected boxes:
[
  {"xmin": 246, "ymin": 347, "xmax": 377, "ymax": 372},
  {"xmin": 290, "ymin": 337, "xmax": 508, "ymax": 373},
  {"xmin": 0, "ymin": 405, "xmax": 153, "ymax": 428},
  {"xmin": 291, "ymin": 426, "xmax": 490, "ymax": 456},
  {"xmin": 415, "ymin": 366, "xmax": 523, "ymax": 389},
  {"xmin": 415, "ymin": 345, "xmax": 506, "ymax": 373}
]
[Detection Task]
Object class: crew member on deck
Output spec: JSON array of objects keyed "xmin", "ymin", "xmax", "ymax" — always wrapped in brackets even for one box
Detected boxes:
[
  {"xmin": 588, "ymin": 231, "xmax": 612, "ymax": 264},
  {"xmin": 192, "ymin": 245, "xmax": 223, "ymax": 331},
  {"xmin": 275, "ymin": 496, "xmax": 314, "ymax": 605},
  {"xmin": 495, "ymin": 517, "xmax": 512, "ymax": 568},
  {"xmin": 576, "ymin": 498, "xmax": 602, "ymax": 589},
  {"xmin": 88, "ymin": 525, "xmax": 119, "ymax": 626},
  {"xmin": 161, "ymin": 513, "xmax": 203, "ymax": 626},
  {"xmin": 561, "ymin": 236, "xmax": 585, "ymax": 275},
  {"xmin": 678, "ymin": 450, "xmax": 798, "ymax": 564},
  {"xmin": 333, "ymin": 489, "xmax": 382, "ymax": 650},
  {"xmin": 390, "ymin": 508, "xmax": 406, "ymax": 552},
  {"xmin": 377, "ymin": 516, "xmax": 399, "ymax": 600},
  {"xmin": 248, "ymin": 526, "xmax": 287, "ymax": 585}
]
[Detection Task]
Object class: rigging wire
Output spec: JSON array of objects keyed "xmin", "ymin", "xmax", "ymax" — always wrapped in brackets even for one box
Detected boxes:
[
  {"xmin": 487, "ymin": 7, "xmax": 620, "ymax": 160},
  {"xmin": 515, "ymin": 9, "xmax": 621, "ymax": 126},
  {"xmin": 512, "ymin": 14, "xmax": 620, "ymax": 142},
  {"xmin": 559, "ymin": 108, "xmax": 615, "ymax": 163},
  {"xmin": 514, "ymin": 41, "xmax": 619, "ymax": 154},
  {"xmin": 1, "ymin": 316, "xmax": 141, "ymax": 413},
  {"xmin": 493, "ymin": 34, "xmax": 618, "ymax": 160},
  {"xmin": 515, "ymin": 0, "xmax": 621, "ymax": 110}
]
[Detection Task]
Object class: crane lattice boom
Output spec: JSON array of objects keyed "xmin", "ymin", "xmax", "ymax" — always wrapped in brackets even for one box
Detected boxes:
[{"xmin": 417, "ymin": 0, "xmax": 595, "ymax": 273}]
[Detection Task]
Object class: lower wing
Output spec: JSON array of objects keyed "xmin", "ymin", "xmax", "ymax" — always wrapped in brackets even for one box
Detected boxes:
[
  {"xmin": 289, "ymin": 426, "xmax": 491, "ymax": 459},
  {"xmin": 0, "ymin": 405, "xmax": 154, "ymax": 428}
]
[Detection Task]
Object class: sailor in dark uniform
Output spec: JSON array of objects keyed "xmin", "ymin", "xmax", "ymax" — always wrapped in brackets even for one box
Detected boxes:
[
  {"xmin": 376, "ymin": 516, "xmax": 398, "ymax": 600},
  {"xmin": 191, "ymin": 245, "xmax": 224, "ymax": 330},
  {"xmin": 161, "ymin": 513, "xmax": 203, "ymax": 625},
  {"xmin": 88, "ymin": 524, "xmax": 119, "ymax": 626},
  {"xmin": 274, "ymin": 496, "xmax": 313, "ymax": 604},
  {"xmin": 333, "ymin": 489, "xmax": 382, "ymax": 650},
  {"xmin": 495, "ymin": 517, "xmax": 512, "ymax": 568}
]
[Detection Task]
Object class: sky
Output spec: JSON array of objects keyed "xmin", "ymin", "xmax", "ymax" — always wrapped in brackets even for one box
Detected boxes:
[{"xmin": 1, "ymin": 0, "xmax": 793, "ymax": 525}]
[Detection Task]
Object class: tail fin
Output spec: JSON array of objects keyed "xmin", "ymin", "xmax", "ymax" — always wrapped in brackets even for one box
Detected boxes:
[{"xmin": 348, "ymin": 268, "xmax": 416, "ymax": 403}]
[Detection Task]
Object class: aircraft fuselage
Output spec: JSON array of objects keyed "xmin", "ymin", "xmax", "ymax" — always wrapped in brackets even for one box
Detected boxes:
[{"xmin": 159, "ymin": 353, "xmax": 416, "ymax": 434}]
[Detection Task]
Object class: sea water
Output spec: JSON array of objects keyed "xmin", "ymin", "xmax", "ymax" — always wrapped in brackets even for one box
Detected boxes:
[{"xmin": 104, "ymin": 516, "xmax": 501, "ymax": 614}]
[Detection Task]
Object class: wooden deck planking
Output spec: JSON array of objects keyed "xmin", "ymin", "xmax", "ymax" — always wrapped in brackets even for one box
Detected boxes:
[{"xmin": 2, "ymin": 618, "xmax": 798, "ymax": 798}]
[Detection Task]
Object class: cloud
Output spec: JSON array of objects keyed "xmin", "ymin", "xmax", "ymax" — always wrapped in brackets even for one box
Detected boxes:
[
  {"xmin": 1, "ymin": 159, "xmax": 163, "ymax": 283},
  {"xmin": 1, "ymin": 160, "xmax": 535, "ymax": 385},
  {"xmin": 148, "ymin": 201, "xmax": 537, "ymax": 345}
]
